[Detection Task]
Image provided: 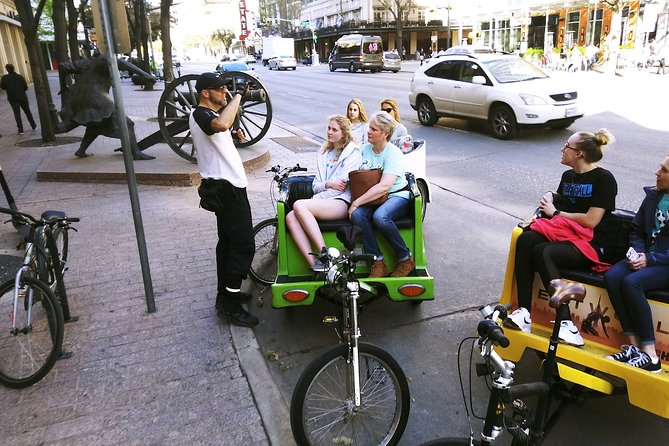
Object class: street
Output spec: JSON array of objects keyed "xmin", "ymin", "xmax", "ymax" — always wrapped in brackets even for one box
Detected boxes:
[{"xmin": 216, "ymin": 61, "xmax": 669, "ymax": 445}]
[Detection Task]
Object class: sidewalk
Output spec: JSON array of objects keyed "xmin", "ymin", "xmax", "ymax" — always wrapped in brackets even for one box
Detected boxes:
[{"xmin": 0, "ymin": 71, "xmax": 317, "ymax": 445}]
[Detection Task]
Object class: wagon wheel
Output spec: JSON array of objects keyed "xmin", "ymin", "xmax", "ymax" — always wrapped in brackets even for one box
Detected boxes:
[{"xmin": 157, "ymin": 72, "xmax": 273, "ymax": 163}]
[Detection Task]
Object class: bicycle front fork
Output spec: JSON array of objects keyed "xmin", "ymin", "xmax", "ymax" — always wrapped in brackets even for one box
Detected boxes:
[{"xmin": 11, "ymin": 265, "xmax": 33, "ymax": 335}]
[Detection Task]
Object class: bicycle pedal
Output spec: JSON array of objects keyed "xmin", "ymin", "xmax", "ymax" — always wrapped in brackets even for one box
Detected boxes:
[{"xmin": 322, "ymin": 316, "xmax": 338, "ymax": 325}]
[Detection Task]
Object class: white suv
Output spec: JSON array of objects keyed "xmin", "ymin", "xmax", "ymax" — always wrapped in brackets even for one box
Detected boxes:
[{"xmin": 409, "ymin": 53, "xmax": 584, "ymax": 139}]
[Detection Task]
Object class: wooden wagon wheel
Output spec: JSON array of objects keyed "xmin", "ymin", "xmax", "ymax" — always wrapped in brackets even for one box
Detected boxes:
[{"xmin": 157, "ymin": 72, "xmax": 273, "ymax": 163}]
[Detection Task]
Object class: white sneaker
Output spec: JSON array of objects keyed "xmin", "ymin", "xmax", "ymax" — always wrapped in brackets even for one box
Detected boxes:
[
  {"xmin": 505, "ymin": 307, "xmax": 532, "ymax": 333},
  {"xmin": 558, "ymin": 320, "xmax": 584, "ymax": 346}
]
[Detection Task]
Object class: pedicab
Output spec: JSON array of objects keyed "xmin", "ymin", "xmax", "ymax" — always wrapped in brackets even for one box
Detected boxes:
[
  {"xmin": 270, "ymin": 137, "xmax": 434, "ymax": 309},
  {"xmin": 497, "ymin": 210, "xmax": 669, "ymax": 419}
]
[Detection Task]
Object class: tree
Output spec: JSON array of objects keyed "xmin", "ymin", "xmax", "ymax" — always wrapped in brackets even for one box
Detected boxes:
[
  {"xmin": 13, "ymin": 0, "xmax": 57, "ymax": 142},
  {"xmin": 377, "ymin": 0, "xmax": 414, "ymax": 53},
  {"xmin": 211, "ymin": 29, "xmax": 235, "ymax": 55},
  {"xmin": 53, "ymin": 0, "xmax": 69, "ymax": 64},
  {"xmin": 160, "ymin": 0, "xmax": 174, "ymax": 83},
  {"xmin": 599, "ymin": 0, "xmax": 624, "ymax": 76}
]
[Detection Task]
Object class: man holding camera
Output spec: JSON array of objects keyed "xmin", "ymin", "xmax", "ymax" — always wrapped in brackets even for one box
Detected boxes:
[{"xmin": 189, "ymin": 72, "xmax": 258, "ymax": 327}]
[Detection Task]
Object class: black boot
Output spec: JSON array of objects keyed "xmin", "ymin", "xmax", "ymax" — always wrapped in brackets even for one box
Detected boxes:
[{"xmin": 218, "ymin": 302, "xmax": 259, "ymax": 327}]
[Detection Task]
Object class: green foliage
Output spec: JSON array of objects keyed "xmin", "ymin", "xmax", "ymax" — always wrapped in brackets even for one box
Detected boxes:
[
  {"xmin": 524, "ymin": 47, "xmax": 544, "ymax": 58},
  {"xmin": 211, "ymin": 29, "xmax": 236, "ymax": 52}
]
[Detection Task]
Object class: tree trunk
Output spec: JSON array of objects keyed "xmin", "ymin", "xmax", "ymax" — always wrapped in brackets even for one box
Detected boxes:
[
  {"xmin": 139, "ymin": 0, "xmax": 150, "ymax": 72},
  {"xmin": 161, "ymin": 0, "xmax": 174, "ymax": 84},
  {"xmin": 604, "ymin": 11, "xmax": 623, "ymax": 76},
  {"xmin": 53, "ymin": 0, "xmax": 69, "ymax": 64},
  {"xmin": 66, "ymin": 0, "xmax": 80, "ymax": 61},
  {"xmin": 14, "ymin": 0, "xmax": 56, "ymax": 142}
]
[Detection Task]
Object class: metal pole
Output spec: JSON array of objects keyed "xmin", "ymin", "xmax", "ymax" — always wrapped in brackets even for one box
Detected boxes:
[
  {"xmin": 447, "ymin": 0, "xmax": 451, "ymax": 48},
  {"xmin": 97, "ymin": 0, "xmax": 156, "ymax": 313},
  {"xmin": 592, "ymin": 2, "xmax": 597, "ymax": 45}
]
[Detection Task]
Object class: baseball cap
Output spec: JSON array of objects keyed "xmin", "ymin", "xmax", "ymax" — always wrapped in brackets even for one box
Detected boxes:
[{"xmin": 195, "ymin": 72, "xmax": 226, "ymax": 92}]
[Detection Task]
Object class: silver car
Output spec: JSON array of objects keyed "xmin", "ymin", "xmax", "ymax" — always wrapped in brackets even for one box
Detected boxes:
[
  {"xmin": 268, "ymin": 56, "xmax": 297, "ymax": 71},
  {"xmin": 382, "ymin": 51, "xmax": 401, "ymax": 73}
]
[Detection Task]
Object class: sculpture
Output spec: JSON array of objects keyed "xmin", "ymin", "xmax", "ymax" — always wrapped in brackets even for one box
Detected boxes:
[{"xmin": 56, "ymin": 53, "xmax": 154, "ymax": 160}]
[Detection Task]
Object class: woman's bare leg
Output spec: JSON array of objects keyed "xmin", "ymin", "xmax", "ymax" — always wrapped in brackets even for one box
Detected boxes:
[
  {"xmin": 286, "ymin": 210, "xmax": 317, "ymax": 266},
  {"xmin": 293, "ymin": 199, "xmax": 349, "ymax": 257}
]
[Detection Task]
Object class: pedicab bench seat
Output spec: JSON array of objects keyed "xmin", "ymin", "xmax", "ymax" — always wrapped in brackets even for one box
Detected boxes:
[
  {"xmin": 498, "ymin": 209, "xmax": 669, "ymax": 419},
  {"xmin": 270, "ymin": 172, "xmax": 433, "ymax": 308}
]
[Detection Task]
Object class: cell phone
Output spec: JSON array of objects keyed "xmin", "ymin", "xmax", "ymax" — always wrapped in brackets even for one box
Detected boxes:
[{"xmin": 626, "ymin": 247, "xmax": 640, "ymax": 261}]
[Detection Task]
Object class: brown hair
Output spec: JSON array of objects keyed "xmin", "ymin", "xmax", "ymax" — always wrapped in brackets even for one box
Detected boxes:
[
  {"xmin": 380, "ymin": 98, "xmax": 401, "ymax": 122},
  {"xmin": 321, "ymin": 115, "xmax": 354, "ymax": 153},
  {"xmin": 347, "ymin": 98, "xmax": 368, "ymax": 123},
  {"xmin": 573, "ymin": 128, "xmax": 615, "ymax": 163}
]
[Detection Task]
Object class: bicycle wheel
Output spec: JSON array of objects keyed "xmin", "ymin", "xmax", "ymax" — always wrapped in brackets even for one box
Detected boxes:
[
  {"xmin": 0, "ymin": 276, "xmax": 64, "ymax": 388},
  {"xmin": 291, "ymin": 343, "xmax": 410, "ymax": 446},
  {"xmin": 249, "ymin": 218, "xmax": 278, "ymax": 285}
]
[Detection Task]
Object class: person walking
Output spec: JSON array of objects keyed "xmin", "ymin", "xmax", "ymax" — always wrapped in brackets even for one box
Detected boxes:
[
  {"xmin": 1, "ymin": 64, "xmax": 37, "ymax": 135},
  {"xmin": 189, "ymin": 72, "xmax": 258, "ymax": 327}
]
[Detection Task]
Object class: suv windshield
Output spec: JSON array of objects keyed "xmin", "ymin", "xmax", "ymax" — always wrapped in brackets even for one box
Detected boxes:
[{"xmin": 483, "ymin": 57, "xmax": 548, "ymax": 83}]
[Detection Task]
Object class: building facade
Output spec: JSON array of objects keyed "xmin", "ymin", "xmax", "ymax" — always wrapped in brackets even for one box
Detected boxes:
[
  {"xmin": 0, "ymin": 0, "xmax": 31, "ymax": 82},
  {"xmin": 260, "ymin": 0, "xmax": 669, "ymax": 61}
]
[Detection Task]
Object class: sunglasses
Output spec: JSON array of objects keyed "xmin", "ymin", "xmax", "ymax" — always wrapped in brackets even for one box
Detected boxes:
[{"xmin": 381, "ymin": 107, "xmax": 393, "ymax": 113}]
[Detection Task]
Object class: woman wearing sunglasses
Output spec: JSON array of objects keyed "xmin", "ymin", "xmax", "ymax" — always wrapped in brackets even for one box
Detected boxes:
[
  {"xmin": 380, "ymin": 98, "xmax": 407, "ymax": 147},
  {"xmin": 505, "ymin": 129, "xmax": 618, "ymax": 346}
]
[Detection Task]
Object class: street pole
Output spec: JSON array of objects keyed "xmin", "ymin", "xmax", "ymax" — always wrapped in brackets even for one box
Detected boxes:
[
  {"xmin": 97, "ymin": 0, "xmax": 156, "ymax": 313},
  {"xmin": 447, "ymin": 0, "xmax": 451, "ymax": 48}
]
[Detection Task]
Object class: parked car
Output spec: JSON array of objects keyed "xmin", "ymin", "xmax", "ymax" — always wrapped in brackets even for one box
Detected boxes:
[
  {"xmin": 382, "ymin": 51, "xmax": 401, "ymax": 72},
  {"xmin": 409, "ymin": 53, "xmax": 584, "ymax": 139},
  {"xmin": 268, "ymin": 56, "xmax": 297, "ymax": 70},
  {"xmin": 215, "ymin": 61, "xmax": 259, "ymax": 79}
]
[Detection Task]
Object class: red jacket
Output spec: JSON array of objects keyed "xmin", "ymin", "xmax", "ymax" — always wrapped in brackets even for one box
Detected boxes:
[{"xmin": 530, "ymin": 216, "xmax": 611, "ymax": 272}]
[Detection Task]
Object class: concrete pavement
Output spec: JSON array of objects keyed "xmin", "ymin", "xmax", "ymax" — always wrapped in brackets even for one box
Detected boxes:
[{"xmin": 0, "ymin": 70, "xmax": 320, "ymax": 445}]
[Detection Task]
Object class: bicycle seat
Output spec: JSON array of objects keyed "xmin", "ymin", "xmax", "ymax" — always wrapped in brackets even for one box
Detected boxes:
[
  {"xmin": 41, "ymin": 210, "xmax": 66, "ymax": 222},
  {"xmin": 548, "ymin": 279, "xmax": 586, "ymax": 309}
]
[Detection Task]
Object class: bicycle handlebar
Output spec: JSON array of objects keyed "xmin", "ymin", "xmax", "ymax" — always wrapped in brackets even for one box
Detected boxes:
[
  {"xmin": 0, "ymin": 206, "xmax": 79, "ymax": 228},
  {"xmin": 477, "ymin": 319, "xmax": 510, "ymax": 348}
]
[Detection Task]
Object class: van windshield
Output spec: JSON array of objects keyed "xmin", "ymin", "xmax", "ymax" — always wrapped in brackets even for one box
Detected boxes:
[{"xmin": 363, "ymin": 40, "xmax": 382, "ymax": 55}]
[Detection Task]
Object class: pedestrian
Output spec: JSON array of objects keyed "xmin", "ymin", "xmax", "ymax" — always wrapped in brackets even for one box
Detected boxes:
[
  {"xmin": 419, "ymin": 48, "xmax": 425, "ymax": 66},
  {"xmin": 0, "ymin": 64, "xmax": 37, "ymax": 135},
  {"xmin": 505, "ymin": 129, "xmax": 618, "ymax": 346},
  {"xmin": 402, "ymin": 47, "xmax": 406, "ymax": 60},
  {"xmin": 189, "ymin": 72, "xmax": 259, "ymax": 327},
  {"xmin": 656, "ymin": 45, "xmax": 666, "ymax": 75},
  {"xmin": 603, "ymin": 154, "xmax": 669, "ymax": 374}
]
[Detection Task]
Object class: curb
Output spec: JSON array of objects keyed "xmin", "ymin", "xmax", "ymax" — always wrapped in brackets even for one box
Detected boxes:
[{"xmin": 231, "ymin": 321, "xmax": 296, "ymax": 446}]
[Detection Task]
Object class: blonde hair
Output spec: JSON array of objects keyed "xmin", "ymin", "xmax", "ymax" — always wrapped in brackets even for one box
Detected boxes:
[
  {"xmin": 347, "ymin": 98, "xmax": 368, "ymax": 123},
  {"xmin": 369, "ymin": 111, "xmax": 396, "ymax": 142},
  {"xmin": 573, "ymin": 128, "xmax": 615, "ymax": 163},
  {"xmin": 380, "ymin": 98, "xmax": 401, "ymax": 122},
  {"xmin": 321, "ymin": 115, "xmax": 354, "ymax": 153}
]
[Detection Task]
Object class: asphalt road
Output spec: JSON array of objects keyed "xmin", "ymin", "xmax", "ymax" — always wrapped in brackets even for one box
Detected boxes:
[{"xmin": 188, "ymin": 60, "xmax": 669, "ymax": 444}]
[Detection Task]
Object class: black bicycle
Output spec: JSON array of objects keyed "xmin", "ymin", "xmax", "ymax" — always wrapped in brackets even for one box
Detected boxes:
[
  {"xmin": 424, "ymin": 279, "xmax": 592, "ymax": 446},
  {"xmin": 250, "ymin": 164, "xmax": 308, "ymax": 285},
  {"xmin": 0, "ymin": 207, "xmax": 79, "ymax": 387}
]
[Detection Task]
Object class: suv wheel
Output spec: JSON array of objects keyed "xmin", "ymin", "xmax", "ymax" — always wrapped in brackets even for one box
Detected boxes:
[
  {"xmin": 489, "ymin": 104, "xmax": 518, "ymax": 140},
  {"xmin": 348, "ymin": 62, "xmax": 357, "ymax": 73},
  {"xmin": 417, "ymin": 98, "xmax": 438, "ymax": 126},
  {"xmin": 329, "ymin": 63, "xmax": 335, "ymax": 72}
]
